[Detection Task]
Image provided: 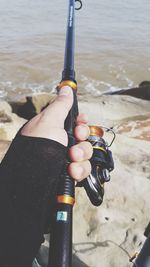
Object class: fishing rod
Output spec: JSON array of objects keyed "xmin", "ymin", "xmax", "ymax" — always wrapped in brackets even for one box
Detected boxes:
[
  {"xmin": 129, "ymin": 223, "xmax": 150, "ymax": 267},
  {"xmin": 48, "ymin": 1, "xmax": 81, "ymax": 266},
  {"xmin": 47, "ymin": 1, "xmax": 115, "ymax": 266}
]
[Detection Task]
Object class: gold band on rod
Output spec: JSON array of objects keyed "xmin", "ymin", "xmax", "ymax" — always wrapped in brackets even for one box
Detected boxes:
[
  {"xmin": 58, "ymin": 80, "xmax": 77, "ymax": 90},
  {"xmin": 57, "ymin": 195, "xmax": 75, "ymax": 206}
]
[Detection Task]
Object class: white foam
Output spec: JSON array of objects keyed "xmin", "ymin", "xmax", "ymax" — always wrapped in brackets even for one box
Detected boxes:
[
  {"xmin": 0, "ymin": 90, "xmax": 7, "ymax": 98},
  {"xmin": 0, "ymin": 80, "xmax": 58, "ymax": 100},
  {"xmin": 0, "ymin": 68, "xmax": 136, "ymax": 101},
  {"xmin": 81, "ymin": 75, "xmax": 121, "ymax": 96},
  {"xmin": 109, "ymin": 64, "xmax": 134, "ymax": 88}
]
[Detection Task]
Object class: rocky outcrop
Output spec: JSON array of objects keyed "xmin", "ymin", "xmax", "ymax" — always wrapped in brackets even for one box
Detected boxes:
[
  {"xmin": 0, "ymin": 94, "xmax": 150, "ymax": 267},
  {"xmin": 103, "ymin": 81, "xmax": 150, "ymax": 101},
  {"xmin": 0, "ymin": 101, "xmax": 26, "ymax": 143}
]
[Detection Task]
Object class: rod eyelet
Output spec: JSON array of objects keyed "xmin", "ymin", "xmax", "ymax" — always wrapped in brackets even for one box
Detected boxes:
[{"xmin": 75, "ymin": 0, "xmax": 82, "ymax": 10}]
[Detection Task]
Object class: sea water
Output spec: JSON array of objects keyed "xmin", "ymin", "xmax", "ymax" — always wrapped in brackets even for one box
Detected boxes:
[{"xmin": 0, "ymin": 0, "xmax": 150, "ymax": 100}]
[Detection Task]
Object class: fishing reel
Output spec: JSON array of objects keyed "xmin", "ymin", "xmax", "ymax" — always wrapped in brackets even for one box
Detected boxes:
[{"xmin": 77, "ymin": 125, "xmax": 115, "ymax": 206}]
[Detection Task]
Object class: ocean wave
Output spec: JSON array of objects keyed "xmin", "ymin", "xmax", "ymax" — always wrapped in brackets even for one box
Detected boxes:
[
  {"xmin": 79, "ymin": 64, "xmax": 136, "ymax": 96},
  {"xmin": 108, "ymin": 64, "xmax": 134, "ymax": 88},
  {"xmin": 81, "ymin": 77, "xmax": 134, "ymax": 97},
  {"xmin": 0, "ymin": 66, "xmax": 137, "ymax": 101},
  {"xmin": 0, "ymin": 80, "xmax": 59, "ymax": 100}
]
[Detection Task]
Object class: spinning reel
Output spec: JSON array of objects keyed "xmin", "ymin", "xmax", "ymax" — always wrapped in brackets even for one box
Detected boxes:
[{"xmin": 77, "ymin": 125, "xmax": 115, "ymax": 206}]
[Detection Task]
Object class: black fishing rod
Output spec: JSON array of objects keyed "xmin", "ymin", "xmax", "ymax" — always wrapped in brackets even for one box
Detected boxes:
[
  {"xmin": 130, "ymin": 224, "xmax": 150, "ymax": 267},
  {"xmin": 47, "ymin": 1, "xmax": 114, "ymax": 266},
  {"xmin": 48, "ymin": 1, "xmax": 82, "ymax": 266}
]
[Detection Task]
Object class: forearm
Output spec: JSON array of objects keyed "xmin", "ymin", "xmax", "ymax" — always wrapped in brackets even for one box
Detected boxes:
[{"xmin": 0, "ymin": 133, "xmax": 67, "ymax": 267}]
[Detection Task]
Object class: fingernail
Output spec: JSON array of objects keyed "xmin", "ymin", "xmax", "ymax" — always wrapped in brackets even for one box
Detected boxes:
[{"xmin": 59, "ymin": 86, "xmax": 72, "ymax": 96}]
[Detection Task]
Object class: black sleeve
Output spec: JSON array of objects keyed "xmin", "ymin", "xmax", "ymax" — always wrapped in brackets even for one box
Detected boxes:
[{"xmin": 0, "ymin": 132, "xmax": 67, "ymax": 267}]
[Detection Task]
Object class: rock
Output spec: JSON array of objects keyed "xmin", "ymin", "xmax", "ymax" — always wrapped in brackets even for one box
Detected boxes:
[
  {"xmin": 73, "ymin": 255, "xmax": 90, "ymax": 267},
  {"xmin": 0, "ymin": 101, "xmax": 26, "ymax": 141},
  {"xmin": 79, "ymin": 95, "xmax": 150, "ymax": 126},
  {"xmin": 9, "ymin": 93, "xmax": 56, "ymax": 120},
  {"xmin": 0, "ymin": 111, "xmax": 12, "ymax": 123},
  {"xmin": 0, "ymin": 101, "xmax": 12, "ymax": 114},
  {"xmin": 31, "ymin": 93, "xmax": 56, "ymax": 114},
  {"xmin": 115, "ymin": 116, "xmax": 150, "ymax": 142},
  {"xmin": 10, "ymin": 96, "xmax": 35, "ymax": 120},
  {"xmin": 139, "ymin": 81, "xmax": 150, "ymax": 87},
  {"xmin": 0, "ymin": 140, "xmax": 10, "ymax": 162},
  {"xmin": 103, "ymin": 81, "xmax": 150, "ymax": 101}
]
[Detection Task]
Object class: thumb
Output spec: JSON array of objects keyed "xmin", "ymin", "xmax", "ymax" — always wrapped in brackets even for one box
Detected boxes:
[{"xmin": 44, "ymin": 86, "xmax": 73, "ymax": 128}]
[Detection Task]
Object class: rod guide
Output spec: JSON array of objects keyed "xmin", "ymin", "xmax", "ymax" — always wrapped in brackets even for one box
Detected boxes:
[{"xmin": 75, "ymin": 0, "xmax": 82, "ymax": 10}]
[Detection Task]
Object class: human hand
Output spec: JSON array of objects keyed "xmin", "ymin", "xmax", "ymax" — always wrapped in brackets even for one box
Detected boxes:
[{"xmin": 21, "ymin": 86, "xmax": 93, "ymax": 182}]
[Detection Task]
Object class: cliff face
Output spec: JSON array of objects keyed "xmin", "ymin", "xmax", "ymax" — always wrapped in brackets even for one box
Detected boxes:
[{"xmin": 0, "ymin": 94, "xmax": 149, "ymax": 267}]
